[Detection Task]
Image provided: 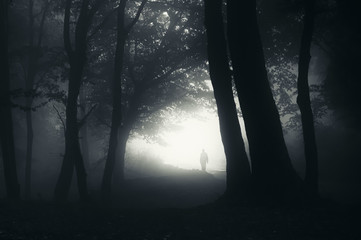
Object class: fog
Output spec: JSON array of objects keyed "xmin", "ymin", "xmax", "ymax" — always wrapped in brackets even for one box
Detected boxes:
[
  {"xmin": 1, "ymin": 0, "xmax": 360, "ymax": 209},
  {"xmin": 1, "ymin": 91, "xmax": 360, "ymax": 206}
]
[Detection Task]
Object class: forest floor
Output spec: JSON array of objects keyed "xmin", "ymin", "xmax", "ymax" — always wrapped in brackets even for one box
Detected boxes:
[{"xmin": 0, "ymin": 170, "xmax": 360, "ymax": 240}]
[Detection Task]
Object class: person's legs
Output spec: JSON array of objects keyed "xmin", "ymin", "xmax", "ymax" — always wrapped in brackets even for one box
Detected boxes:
[{"xmin": 201, "ymin": 161, "xmax": 206, "ymax": 171}]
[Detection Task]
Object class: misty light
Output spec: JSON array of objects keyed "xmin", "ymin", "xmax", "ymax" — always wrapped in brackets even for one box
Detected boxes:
[{"xmin": 128, "ymin": 110, "xmax": 227, "ymax": 172}]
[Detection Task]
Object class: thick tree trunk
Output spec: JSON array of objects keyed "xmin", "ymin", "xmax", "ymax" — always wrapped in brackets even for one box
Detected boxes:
[
  {"xmin": 101, "ymin": 125, "xmax": 119, "ymax": 200},
  {"xmin": 204, "ymin": 0, "xmax": 251, "ymax": 199},
  {"xmin": 0, "ymin": 0, "xmax": 20, "ymax": 200},
  {"xmin": 297, "ymin": 0, "xmax": 318, "ymax": 198},
  {"xmin": 102, "ymin": 123, "xmax": 133, "ymax": 200},
  {"xmin": 111, "ymin": 126, "xmax": 132, "ymax": 189},
  {"xmin": 101, "ymin": 1, "xmax": 127, "ymax": 201},
  {"xmin": 73, "ymin": 136, "xmax": 88, "ymax": 201},
  {"xmin": 227, "ymin": 0, "xmax": 299, "ymax": 201},
  {"xmin": 0, "ymin": 110, "xmax": 20, "ymax": 200},
  {"xmin": 54, "ymin": 154, "xmax": 73, "ymax": 202}
]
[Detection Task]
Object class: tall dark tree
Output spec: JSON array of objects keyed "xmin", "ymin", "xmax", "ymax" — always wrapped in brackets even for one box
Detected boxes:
[
  {"xmin": 297, "ymin": 0, "xmax": 318, "ymax": 197},
  {"xmin": 227, "ymin": 0, "xmax": 300, "ymax": 201},
  {"xmin": 321, "ymin": 0, "xmax": 361, "ymax": 127},
  {"xmin": 0, "ymin": 0, "xmax": 21, "ymax": 200},
  {"xmin": 204, "ymin": 0, "xmax": 251, "ymax": 198},
  {"xmin": 54, "ymin": 0, "xmax": 104, "ymax": 202},
  {"xmin": 24, "ymin": 0, "xmax": 50, "ymax": 200},
  {"xmin": 101, "ymin": 0, "xmax": 147, "ymax": 200}
]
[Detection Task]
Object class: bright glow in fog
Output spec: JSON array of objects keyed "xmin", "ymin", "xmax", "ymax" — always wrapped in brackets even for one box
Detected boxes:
[
  {"xmin": 128, "ymin": 112, "xmax": 229, "ymax": 171},
  {"xmin": 128, "ymin": 109, "xmax": 251, "ymax": 172},
  {"xmin": 159, "ymin": 116, "xmax": 226, "ymax": 170}
]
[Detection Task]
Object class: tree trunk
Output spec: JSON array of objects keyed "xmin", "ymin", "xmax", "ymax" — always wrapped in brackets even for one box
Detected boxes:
[
  {"xmin": 24, "ymin": 0, "xmax": 35, "ymax": 200},
  {"xmin": 102, "ymin": 127, "xmax": 132, "ymax": 200},
  {"xmin": 54, "ymin": 0, "xmax": 104, "ymax": 202},
  {"xmin": 101, "ymin": 1, "xmax": 127, "ymax": 201},
  {"xmin": 101, "ymin": 0, "xmax": 147, "ymax": 200},
  {"xmin": 101, "ymin": 125, "xmax": 119, "ymax": 200},
  {"xmin": 204, "ymin": 0, "xmax": 251, "ymax": 199},
  {"xmin": 54, "ymin": 63, "xmax": 88, "ymax": 202},
  {"xmin": 24, "ymin": 0, "xmax": 50, "ymax": 200},
  {"xmin": 79, "ymin": 88, "xmax": 90, "ymax": 170},
  {"xmin": 24, "ymin": 106, "xmax": 33, "ymax": 199},
  {"xmin": 297, "ymin": 0, "xmax": 318, "ymax": 198},
  {"xmin": 227, "ymin": 0, "xmax": 300, "ymax": 201},
  {"xmin": 0, "ymin": 0, "xmax": 20, "ymax": 200},
  {"xmin": 73, "ymin": 135, "xmax": 88, "ymax": 201},
  {"xmin": 112, "ymin": 125, "xmax": 132, "ymax": 190}
]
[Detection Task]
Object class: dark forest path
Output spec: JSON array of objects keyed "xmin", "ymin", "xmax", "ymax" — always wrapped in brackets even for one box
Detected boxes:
[
  {"xmin": 1, "ymin": 168, "xmax": 359, "ymax": 240},
  {"xmin": 115, "ymin": 169, "xmax": 226, "ymax": 209}
]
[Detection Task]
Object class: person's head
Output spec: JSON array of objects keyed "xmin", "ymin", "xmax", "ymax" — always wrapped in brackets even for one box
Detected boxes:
[{"xmin": 202, "ymin": 149, "xmax": 205, "ymax": 152}]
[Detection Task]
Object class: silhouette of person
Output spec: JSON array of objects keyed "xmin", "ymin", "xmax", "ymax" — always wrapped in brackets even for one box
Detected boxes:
[{"xmin": 200, "ymin": 149, "xmax": 208, "ymax": 171}]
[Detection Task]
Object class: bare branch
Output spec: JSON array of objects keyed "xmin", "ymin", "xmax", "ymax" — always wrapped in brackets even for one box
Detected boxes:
[
  {"xmin": 33, "ymin": 70, "xmax": 47, "ymax": 91},
  {"xmin": 53, "ymin": 104, "xmax": 66, "ymax": 136},
  {"xmin": 78, "ymin": 104, "xmax": 97, "ymax": 128},
  {"xmin": 125, "ymin": 0, "xmax": 147, "ymax": 33},
  {"xmin": 87, "ymin": 7, "xmax": 117, "ymax": 40}
]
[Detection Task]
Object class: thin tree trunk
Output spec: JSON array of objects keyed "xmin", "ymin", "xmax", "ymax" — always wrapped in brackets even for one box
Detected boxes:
[
  {"xmin": 24, "ymin": 106, "xmax": 33, "ymax": 199},
  {"xmin": 101, "ymin": 1, "xmax": 127, "ymax": 201},
  {"xmin": 297, "ymin": 0, "xmax": 318, "ymax": 198},
  {"xmin": 54, "ymin": 56, "xmax": 89, "ymax": 201},
  {"xmin": 24, "ymin": 0, "xmax": 35, "ymax": 200},
  {"xmin": 204, "ymin": 0, "xmax": 251, "ymax": 199},
  {"xmin": 54, "ymin": 0, "xmax": 92, "ymax": 202},
  {"xmin": 54, "ymin": 65, "xmax": 82, "ymax": 200},
  {"xmin": 54, "ymin": 0, "xmax": 79, "ymax": 202},
  {"xmin": 227, "ymin": 0, "xmax": 300, "ymax": 201},
  {"xmin": 54, "ymin": 0, "xmax": 105, "ymax": 202},
  {"xmin": 79, "ymin": 88, "xmax": 90, "ymax": 170},
  {"xmin": 0, "ymin": 0, "xmax": 20, "ymax": 200},
  {"xmin": 24, "ymin": 0, "xmax": 50, "ymax": 200},
  {"xmin": 101, "ymin": 0, "xmax": 147, "ymax": 201}
]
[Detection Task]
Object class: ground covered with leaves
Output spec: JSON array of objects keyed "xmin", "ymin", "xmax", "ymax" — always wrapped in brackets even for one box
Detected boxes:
[
  {"xmin": 0, "ymin": 198, "xmax": 360, "ymax": 240},
  {"xmin": 1, "ymin": 171, "xmax": 360, "ymax": 239}
]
